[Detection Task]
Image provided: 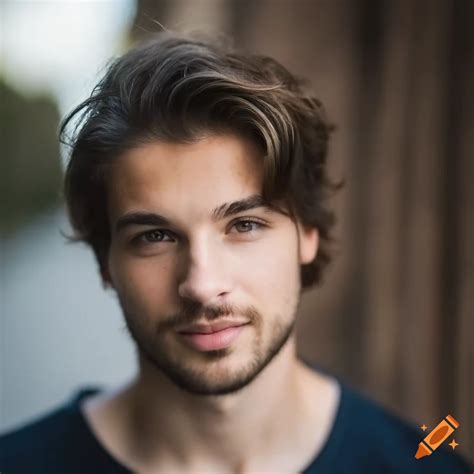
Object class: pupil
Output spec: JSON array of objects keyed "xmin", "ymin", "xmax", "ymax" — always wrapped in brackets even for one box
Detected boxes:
[{"xmin": 147, "ymin": 231, "xmax": 162, "ymax": 241}]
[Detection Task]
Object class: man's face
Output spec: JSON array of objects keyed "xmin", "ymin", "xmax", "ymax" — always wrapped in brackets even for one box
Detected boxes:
[{"xmin": 105, "ymin": 133, "xmax": 318, "ymax": 395}]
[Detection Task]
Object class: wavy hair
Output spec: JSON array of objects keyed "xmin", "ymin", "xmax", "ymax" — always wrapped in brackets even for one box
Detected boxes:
[{"xmin": 60, "ymin": 32, "xmax": 341, "ymax": 290}]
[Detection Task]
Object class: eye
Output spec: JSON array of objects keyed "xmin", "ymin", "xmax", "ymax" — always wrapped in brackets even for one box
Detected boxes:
[
  {"xmin": 134, "ymin": 229, "xmax": 175, "ymax": 245},
  {"xmin": 230, "ymin": 219, "xmax": 266, "ymax": 234}
]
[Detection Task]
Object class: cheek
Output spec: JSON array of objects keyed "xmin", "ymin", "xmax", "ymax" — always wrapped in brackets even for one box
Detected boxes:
[
  {"xmin": 109, "ymin": 253, "xmax": 175, "ymax": 311},
  {"xmin": 239, "ymin": 238, "xmax": 300, "ymax": 298}
]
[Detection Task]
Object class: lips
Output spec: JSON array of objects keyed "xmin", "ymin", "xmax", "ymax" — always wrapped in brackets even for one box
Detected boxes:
[
  {"xmin": 178, "ymin": 319, "xmax": 249, "ymax": 335},
  {"xmin": 177, "ymin": 320, "xmax": 250, "ymax": 351}
]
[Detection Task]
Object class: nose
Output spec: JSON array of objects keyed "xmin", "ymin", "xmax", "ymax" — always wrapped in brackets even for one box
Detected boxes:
[{"xmin": 177, "ymin": 235, "xmax": 231, "ymax": 305}]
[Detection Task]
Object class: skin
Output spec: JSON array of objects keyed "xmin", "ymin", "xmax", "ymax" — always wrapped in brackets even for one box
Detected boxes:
[{"xmin": 82, "ymin": 133, "xmax": 341, "ymax": 473}]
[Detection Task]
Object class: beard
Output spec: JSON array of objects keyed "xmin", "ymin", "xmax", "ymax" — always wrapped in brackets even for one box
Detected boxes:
[{"xmin": 120, "ymin": 297, "xmax": 297, "ymax": 396}]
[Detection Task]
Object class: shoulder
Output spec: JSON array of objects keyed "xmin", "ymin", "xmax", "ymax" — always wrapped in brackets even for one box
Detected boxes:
[
  {"xmin": 0, "ymin": 402, "xmax": 79, "ymax": 472},
  {"xmin": 0, "ymin": 388, "xmax": 116, "ymax": 474},
  {"xmin": 326, "ymin": 380, "xmax": 473, "ymax": 473}
]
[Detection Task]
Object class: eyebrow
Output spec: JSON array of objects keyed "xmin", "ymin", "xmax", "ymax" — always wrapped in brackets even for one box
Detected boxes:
[{"xmin": 114, "ymin": 194, "xmax": 287, "ymax": 233}]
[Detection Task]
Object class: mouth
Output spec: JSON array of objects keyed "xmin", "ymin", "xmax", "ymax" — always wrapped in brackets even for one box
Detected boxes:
[{"xmin": 177, "ymin": 321, "xmax": 250, "ymax": 352}]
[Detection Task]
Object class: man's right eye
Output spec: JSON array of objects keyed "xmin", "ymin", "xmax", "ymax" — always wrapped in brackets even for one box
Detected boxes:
[{"xmin": 133, "ymin": 230, "xmax": 175, "ymax": 245}]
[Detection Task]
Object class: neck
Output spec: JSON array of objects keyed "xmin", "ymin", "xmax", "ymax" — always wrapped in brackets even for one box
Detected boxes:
[
  {"xmin": 82, "ymin": 335, "xmax": 339, "ymax": 473},
  {"xmin": 123, "ymin": 336, "xmax": 305, "ymax": 466},
  {"xmin": 139, "ymin": 338, "xmax": 297, "ymax": 446}
]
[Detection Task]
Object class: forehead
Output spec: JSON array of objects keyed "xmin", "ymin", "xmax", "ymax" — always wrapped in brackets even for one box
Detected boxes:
[{"xmin": 106, "ymin": 134, "xmax": 265, "ymax": 225}]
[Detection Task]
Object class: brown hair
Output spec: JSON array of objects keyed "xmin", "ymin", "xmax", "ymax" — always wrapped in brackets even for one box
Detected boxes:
[{"xmin": 60, "ymin": 32, "xmax": 340, "ymax": 290}]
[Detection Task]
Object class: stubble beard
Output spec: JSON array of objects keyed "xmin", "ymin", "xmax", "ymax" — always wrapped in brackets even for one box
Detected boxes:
[{"xmin": 120, "ymin": 301, "xmax": 298, "ymax": 396}]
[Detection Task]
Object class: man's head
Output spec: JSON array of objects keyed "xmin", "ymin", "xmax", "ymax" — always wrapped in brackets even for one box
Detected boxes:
[{"xmin": 60, "ymin": 32, "xmax": 338, "ymax": 395}]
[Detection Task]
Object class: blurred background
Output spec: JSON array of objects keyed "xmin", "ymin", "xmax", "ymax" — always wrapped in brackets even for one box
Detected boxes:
[{"xmin": 1, "ymin": 0, "xmax": 472, "ymax": 462}]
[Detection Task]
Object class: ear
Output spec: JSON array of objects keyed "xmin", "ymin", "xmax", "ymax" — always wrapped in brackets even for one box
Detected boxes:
[
  {"xmin": 296, "ymin": 222, "xmax": 319, "ymax": 265},
  {"xmin": 100, "ymin": 261, "xmax": 115, "ymax": 290}
]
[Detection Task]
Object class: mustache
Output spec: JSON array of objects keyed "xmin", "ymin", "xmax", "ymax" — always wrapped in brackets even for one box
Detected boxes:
[{"xmin": 157, "ymin": 300, "xmax": 259, "ymax": 332}]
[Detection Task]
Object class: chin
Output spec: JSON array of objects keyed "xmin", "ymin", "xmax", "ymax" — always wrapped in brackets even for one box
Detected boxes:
[
  {"xmin": 163, "ymin": 364, "xmax": 264, "ymax": 396},
  {"xmin": 155, "ymin": 337, "xmax": 287, "ymax": 396},
  {"xmin": 133, "ymin": 314, "xmax": 295, "ymax": 396},
  {"xmin": 169, "ymin": 349, "xmax": 263, "ymax": 395}
]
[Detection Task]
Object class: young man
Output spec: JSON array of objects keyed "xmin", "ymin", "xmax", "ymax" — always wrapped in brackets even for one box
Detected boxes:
[{"xmin": 1, "ymin": 33, "xmax": 471, "ymax": 473}]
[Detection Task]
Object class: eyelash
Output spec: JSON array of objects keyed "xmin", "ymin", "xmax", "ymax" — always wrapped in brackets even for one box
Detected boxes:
[{"xmin": 132, "ymin": 219, "xmax": 267, "ymax": 246}]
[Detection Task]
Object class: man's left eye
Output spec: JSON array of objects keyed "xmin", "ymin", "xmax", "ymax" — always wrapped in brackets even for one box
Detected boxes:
[{"xmin": 231, "ymin": 219, "xmax": 265, "ymax": 233}]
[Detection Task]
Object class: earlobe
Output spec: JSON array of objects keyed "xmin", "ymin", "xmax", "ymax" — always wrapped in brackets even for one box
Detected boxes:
[
  {"xmin": 298, "ymin": 224, "xmax": 319, "ymax": 265},
  {"xmin": 100, "ymin": 264, "xmax": 115, "ymax": 290}
]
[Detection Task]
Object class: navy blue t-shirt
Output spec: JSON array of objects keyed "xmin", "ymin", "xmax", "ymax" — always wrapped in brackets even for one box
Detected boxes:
[{"xmin": 1, "ymin": 377, "xmax": 472, "ymax": 473}]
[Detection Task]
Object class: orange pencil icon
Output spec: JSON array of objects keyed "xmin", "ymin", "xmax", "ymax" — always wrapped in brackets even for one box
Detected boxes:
[{"xmin": 415, "ymin": 414, "xmax": 460, "ymax": 459}]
